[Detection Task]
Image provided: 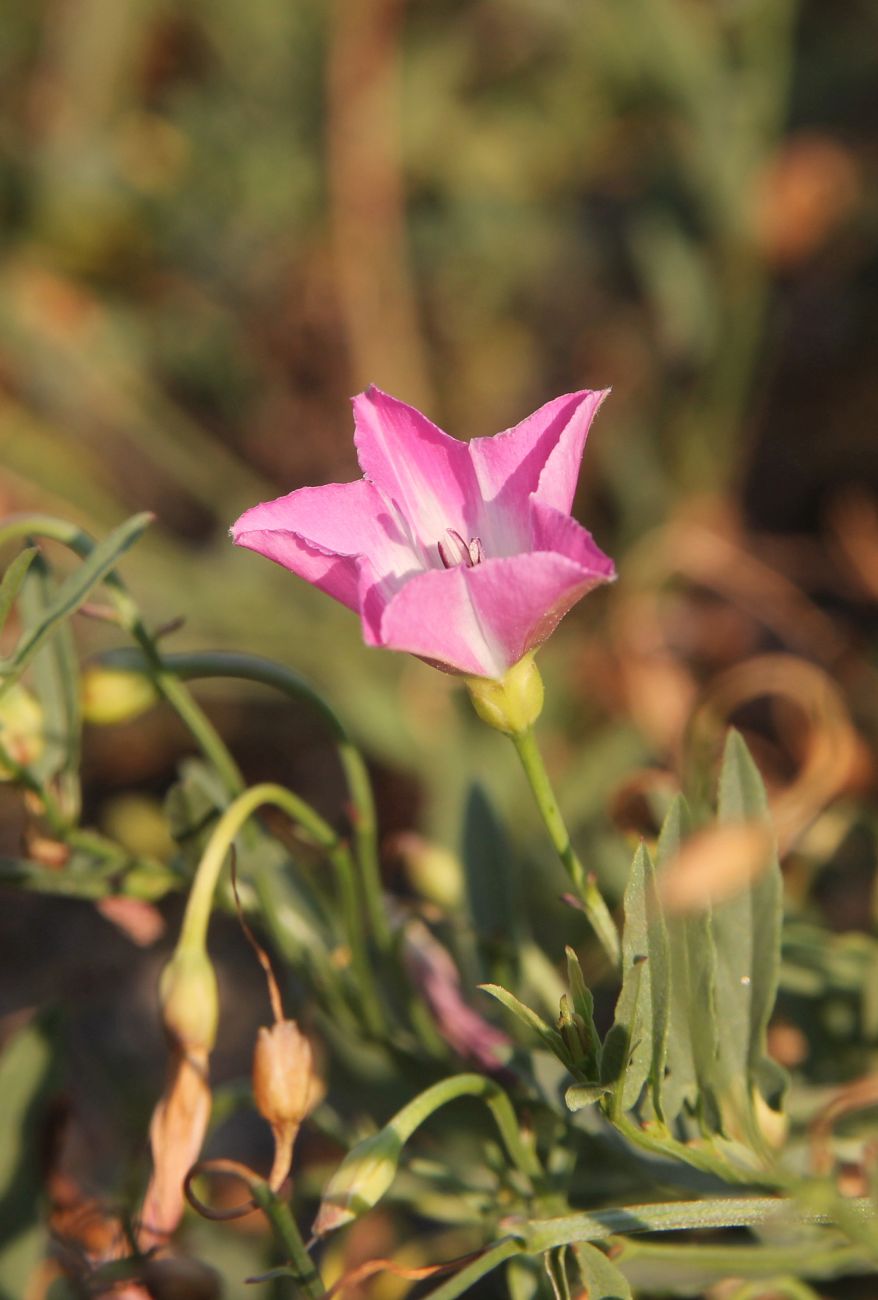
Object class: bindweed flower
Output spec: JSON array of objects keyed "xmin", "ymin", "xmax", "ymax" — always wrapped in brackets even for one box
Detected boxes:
[
  {"xmin": 232, "ymin": 387, "xmax": 615, "ymax": 680},
  {"xmin": 403, "ymin": 920, "xmax": 510, "ymax": 1071}
]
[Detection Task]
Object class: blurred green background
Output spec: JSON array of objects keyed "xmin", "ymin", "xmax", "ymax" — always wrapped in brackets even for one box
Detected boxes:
[
  {"xmin": 2, "ymin": 0, "xmax": 876, "ymax": 818},
  {"xmin": 1, "ymin": 1, "xmax": 878, "ymax": 1292}
]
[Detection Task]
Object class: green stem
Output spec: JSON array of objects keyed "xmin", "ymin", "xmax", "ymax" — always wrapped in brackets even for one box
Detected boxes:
[
  {"xmin": 176, "ymin": 783, "xmax": 384, "ymax": 1035},
  {"xmin": 521, "ymin": 1195, "xmax": 875, "ymax": 1253},
  {"xmin": 611, "ymin": 1111, "xmax": 775, "ymax": 1187},
  {"xmin": 250, "ymin": 1180, "xmax": 325, "ymax": 1299},
  {"xmin": 99, "ymin": 648, "xmax": 390, "ymax": 950},
  {"xmin": 615, "ymin": 1241, "xmax": 860, "ymax": 1291},
  {"xmin": 510, "ymin": 728, "xmax": 620, "ymax": 968},
  {"xmin": 388, "ymin": 1073, "xmax": 542, "ymax": 1184}
]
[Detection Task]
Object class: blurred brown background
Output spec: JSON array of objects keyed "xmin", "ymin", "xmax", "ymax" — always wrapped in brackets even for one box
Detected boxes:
[{"xmin": 2, "ymin": 3, "xmax": 878, "ymax": 1294}]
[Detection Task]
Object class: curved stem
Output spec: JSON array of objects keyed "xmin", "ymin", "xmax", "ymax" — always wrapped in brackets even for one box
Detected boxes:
[
  {"xmin": 388, "ymin": 1073, "xmax": 542, "ymax": 1184},
  {"xmin": 99, "ymin": 648, "xmax": 390, "ymax": 949},
  {"xmin": 510, "ymin": 728, "xmax": 620, "ymax": 968},
  {"xmin": 178, "ymin": 783, "xmax": 384, "ymax": 1035}
]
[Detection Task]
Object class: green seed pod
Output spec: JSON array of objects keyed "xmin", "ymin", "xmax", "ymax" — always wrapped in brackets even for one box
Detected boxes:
[{"xmin": 159, "ymin": 948, "xmax": 219, "ymax": 1054}]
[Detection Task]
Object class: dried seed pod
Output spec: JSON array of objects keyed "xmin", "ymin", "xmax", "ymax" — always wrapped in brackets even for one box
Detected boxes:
[{"xmin": 252, "ymin": 1019, "xmax": 319, "ymax": 1190}]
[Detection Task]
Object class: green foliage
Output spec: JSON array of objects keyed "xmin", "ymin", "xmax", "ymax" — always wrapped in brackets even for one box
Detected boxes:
[
  {"xmin": 0, "ymin": 516, "xmax": 874, "ymax": 1299},
  {"xmin": 0, "ymin": 1016, "xmax": 60, "ymax": 1300}
]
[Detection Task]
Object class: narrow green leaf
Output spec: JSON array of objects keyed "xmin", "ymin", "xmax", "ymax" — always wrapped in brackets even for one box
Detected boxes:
[
  {"xmin": 573, "ymin": 1243, "xmax": 632, "ymax": 1300},
  {"xmin": 18, "ymin": 554, "xmax": 81, "ymax": 793},
  {"xmin": 715, "ymin": 730, "xmax": 785, "ymax": 1113},
  {"xmin": 600, "ymin": 956, "xmax": 645, "ymax": 1098},
  {"xmin": 655, "ymin": 795, "xmax": 719, "ymax": 1121},
  {"xmin": 565, "ymin": 946, "xmax": 597, "ymax": 1032},
  {"xmin": 0, "ymin": 547, "xmax": 37, "ymax": 637},
  {"xmin": 0, "ymin": 1014, "xmax": 59, "ymax": 1294},
  {"xmin": 564, "ymin": 947, "xmax": 601, "ymax": 1077},
  {"xmin": 463, "ymin": 784, "xmax": 519, "ymax": 960},
  {"xmin": 604, "ymin": 842, "xmax": 664, "ymax": 1111},
  {"xmin": 0, "ymin": 512, "xmax": 153, "ymax": 692},
  {"xmin": 480, "ymin": 983, "xmax": 571, "ymax": 1064}
]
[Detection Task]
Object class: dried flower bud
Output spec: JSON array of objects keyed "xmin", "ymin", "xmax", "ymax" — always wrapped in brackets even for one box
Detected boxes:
[
  {"xmin": 81, "ymin": 666, "xmax": 158, "ymax": 725},
  {"xmin": 159, "ymin": 949, "xmax": 218, "ymax": 1054},
  {"xmin": 252, "ymin": 1019, "xmax": 319, "ymax": 1191},
  {"xmin": 252, "ymin": 1020, "xmax": 315, "ymax": 1132},
  {"xmin": 0, "ymin": 684, "xmax": 44, "ymax": 778},
  {"xmin": 312, "ymin": 1128, "xmax": 403, "ymax": 1237},
  {"xmin": 465, "ymin": 652, "xmax": 544, "ymax": 735}
]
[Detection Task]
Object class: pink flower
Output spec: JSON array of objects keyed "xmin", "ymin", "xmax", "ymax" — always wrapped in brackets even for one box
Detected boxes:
[
  {"xmin": 402, "ymin": 921, "xmax": 511, "ymax": 1071},
  {"xmin": 231, "ymin": 387, "xmax": 615, "ymax": 679}
]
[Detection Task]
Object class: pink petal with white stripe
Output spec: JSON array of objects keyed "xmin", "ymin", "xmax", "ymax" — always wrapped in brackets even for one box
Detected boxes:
[
  {"xmin": 353, "ymin": 387, "xmax": 478, "ymax": 554},
  {"xmin": 379, "ymin": 551, "xmax": 609, "ymax": 678}
]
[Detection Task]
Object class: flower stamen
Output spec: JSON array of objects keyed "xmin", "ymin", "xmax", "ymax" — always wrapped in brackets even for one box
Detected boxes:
[{"xmin": 438, "ymin": 530, "xmax": 484, "ymax": 570}]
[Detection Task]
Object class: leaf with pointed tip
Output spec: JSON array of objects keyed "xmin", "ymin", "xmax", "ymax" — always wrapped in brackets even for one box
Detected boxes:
[
  {"xmin": 604, "ymin": 842, "xmax": 668, "ymax": 1112},
  {"xmin": 463, "ymin": 784, "xmax": 518, "ymax": 950},
  {"xmin": 0, "ymin": 547, "xmax": 37, "ymax": 637},
  {"xmin": 573, "ymin": 1244, "xmax": 632, "ymax": 1299},
  {"xmin": 715, "ymin": 731, "xmax": 786, "ymax": 1113},
  {"xmin": 0, "ymin": 512, "xmax": 153, "ymax": 695},
  {"xmin": 565, "ymin": 946, "xmax": 601, "ymax": 1076},
  {"xmin": 565, "ymin": 1083, "xmax": 611, "ymax": 1112},
  {"xmin": 656, "ymin": 795, "xmax": 718, "ymax": 1122},
  {"xmin": 480, "ymin": 983, "xmax": 571, "ymax": 1065},
  {"xmin": 18, "ymin": 553, "xmax": 81, "ymax": 789}
]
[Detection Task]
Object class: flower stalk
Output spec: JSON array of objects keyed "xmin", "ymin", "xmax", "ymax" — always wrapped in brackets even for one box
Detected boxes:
[
  {"xmin": 510, "ymin": 726, "xmax": 620, "ymax": 968},
  {"xmin": 177, "ymin": 782, "xmax": 384, "ymax": 1035},
  {"xmin": 313, "ymin": 1072, "xmax": 542, "ymax": 1236},
  {"xmin": 98, "ymin": 647, "xmax": 391, "ymax": 952}
]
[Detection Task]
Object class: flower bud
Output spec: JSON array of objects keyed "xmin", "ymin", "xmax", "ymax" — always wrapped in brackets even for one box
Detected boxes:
[
  {"xmin": 159, "ymin": 948, "xmax": 218, "ymax": 1054},
  {"xmin": 81, "ymin": 665, "xmax": 158, "ymax": 725},
  {"xmin": 252, "ymin": 1020, "xmax": 315, "ymax": 1132},
  {"xmin": 312, "ymin": 1127, "xmax": 403, "ymax": 1237},
  {"xmin": 390, "ymin": 832, "xmax": 464, "ymax": 910},
  {"xmin": 464, "ymin": 652, "xmax": 544, "ymax": 736},
  {"xmin": 0, "ymin": 684, "xmax": 44, "ymax": 778},
  {"xmin": 556, "ymin": 994, "xmax": 600, "ymax": 1077}
]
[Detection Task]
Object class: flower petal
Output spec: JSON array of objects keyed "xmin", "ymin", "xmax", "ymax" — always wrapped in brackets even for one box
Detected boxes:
[
  {"xmin": 231, "ymin": 480, "xmax": 419, "ymax": 610},
  {"xmin": 529, "ymin": 499, "xmax": 616, "ymax": 582},
  {"xmin": 535, "ymin": 388, "xmax": 609, "ymax": 513},
  {"xmin": 352, "ymin": 387, "xmax": 478, "ymax": 555},
  {"xmin": 469, "ymin": 390, "xmax": 609, "ymax": 550},
  {"xmin": 378, "ymin": 551, "xmax": 608, "ymax": 678}
]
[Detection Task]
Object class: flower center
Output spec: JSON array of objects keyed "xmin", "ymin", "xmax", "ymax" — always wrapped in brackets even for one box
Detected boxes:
[{"xmin": 437, "ymin": 529, "xmax": 484, "ymax": 570}]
